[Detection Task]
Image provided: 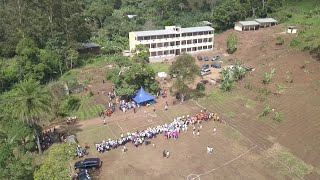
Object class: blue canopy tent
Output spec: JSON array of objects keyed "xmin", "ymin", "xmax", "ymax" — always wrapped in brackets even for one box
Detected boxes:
[{"xmin": 132, "ymin": 87, "xmax": 155, "ymax": 104}]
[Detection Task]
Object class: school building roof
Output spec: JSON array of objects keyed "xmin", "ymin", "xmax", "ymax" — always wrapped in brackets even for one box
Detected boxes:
[
  {"xmin": 237, "ymin": 21, "xmax": 260, "ymax": 26},
  {"xmin": 255, "ymin": 18, "xmax": 278, "ymax": 23}
]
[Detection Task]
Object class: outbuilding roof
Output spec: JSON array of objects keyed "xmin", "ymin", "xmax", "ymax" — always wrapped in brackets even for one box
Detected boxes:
[
  {"xmin": 133, "ymin": 26, "xmax": 214, "ymax": 37},
  {"xmin": 255, "ymin": 18, "xmax": 278, "ymax": 23},
  {"xmin": 237, "ymin": 21, "xmax": 260, "ymax": 26}
]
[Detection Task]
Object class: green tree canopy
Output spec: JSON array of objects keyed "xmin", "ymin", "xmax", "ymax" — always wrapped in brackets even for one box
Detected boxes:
[
  {"xmin": 106, "ymin": 63, "xmax": 159, "ymax": 97},
  {"xmin": 4, "ymin": 79, "xmax": 52, "ymax": 154},
  {"xmin": 227, "ymin": 33, "xmax": 238, "ymax": 54},
  {"xmin": 169, "ymin": 53, "xmax": 199, "ymax": 101},
  {"xmin": 33, "ymin": 143, "xmax": 77, "ymax": 180}
]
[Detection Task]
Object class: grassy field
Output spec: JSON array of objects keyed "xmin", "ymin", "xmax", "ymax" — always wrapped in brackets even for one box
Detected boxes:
[
  {"xmin": 149, "ymin": 62, "xmax": 171, "ymax": 73},
  {"xmin": 73, "ymin": 94, "xmax": 105, "ymax": 120},
  {"xmin": 275, "ymin": 0, "xmax": 320, "ymax": 53}
]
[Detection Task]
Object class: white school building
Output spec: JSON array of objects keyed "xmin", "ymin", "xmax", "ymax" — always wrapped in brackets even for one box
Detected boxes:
[
  {"xmin": 234, "ymin": 18, "xmax": 278, "ymax": 31},
  {"xmin": 129, "ymin": 26, "xmax": 214, "ymax": 60}
]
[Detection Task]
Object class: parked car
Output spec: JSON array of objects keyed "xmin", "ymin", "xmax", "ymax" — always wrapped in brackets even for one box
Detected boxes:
[
  {"xmin": 203, "ymin": 56, "xmax": 209, "ymax": 61},
  {"xmin": 77, "ymin": 169, "xmax": 91, "ymax": 180},
  {"xmin": 211, "ymin": 62, "xmax": 221, "ymax": 69},
  {"xmin": 201, "ymin": 64, "xmax": 210, "ymax": 70},
  {"xmin": 197, "ymin": 56, "xmax": 203, "ymax": 60},
  {"xmin": 200, "ymin": 69, "xmax": 211, "ymax": 76},
  {"xmin": 212, "ymin": 55, "xmax": 221, "ymax": 61},
  {"xmin": 200, "ymin": 80, "xmax": 209, "ymax": 84},
  {"xmin": 74, "ymin": 158, "xmax": 102, "ymax": 170}
]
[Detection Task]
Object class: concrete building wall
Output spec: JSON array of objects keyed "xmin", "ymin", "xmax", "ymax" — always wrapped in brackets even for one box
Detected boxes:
[
  {"xmin": 234, "ymin": 23, "xmax": 243, "ymax": 31},
  {"xmin": 129, "ymin": 32, "xmax": 137, "ymax": 51},
  {"xmin": 129, "ymin": 27, "xmax": 214, "ymax": 60}
]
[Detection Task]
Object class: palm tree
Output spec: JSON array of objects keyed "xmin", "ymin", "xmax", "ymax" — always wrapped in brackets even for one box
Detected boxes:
[
  {"xmin": 233, "ymin": 61, "xmax": 247, "ymax": 81},
  {"xmin": 7, "ymin": 79, "xmax": 52, "ymax": 154}
]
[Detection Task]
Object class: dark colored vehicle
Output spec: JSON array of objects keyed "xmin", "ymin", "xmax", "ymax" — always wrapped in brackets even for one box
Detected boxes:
[
  {"xmin": 203, "ymin": 56, "xmax": 209, "ymax": 61},
  {"xmin": 197, "ymin": 56, "xmax": 203, "ymax": 60},
  {"xmin": 77, "ymin": 169, "xmax": 91, "ymax": 180},
  {"xmin": 74, "ymin": 158, "xmax": 102, "ymax": 170},
  {"xmin": 211, "ymin": 62, "xmax": 221, "ymax": 69},
  {"xmin": 212, "ymin": 55, "xmax": 221, "ymax": 61},
  {"xmin": 200, "ymin": 80, "xmax": 209, "ymax": 84},
  {"xmin": 201, "ymin": 64, "xmax": 209, "ymax": 70}
]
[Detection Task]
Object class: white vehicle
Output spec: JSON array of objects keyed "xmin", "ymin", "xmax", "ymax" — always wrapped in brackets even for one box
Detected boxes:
[{"xmin": 201, "ymin": 69, "xmax": 211, "ymax": 76}]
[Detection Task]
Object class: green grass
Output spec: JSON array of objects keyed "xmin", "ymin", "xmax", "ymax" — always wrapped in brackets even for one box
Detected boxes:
[
  {"xmin": 274, "ymin": 0, "xmax": 320, "ymax": 55},
  {"xmin": 60, "ymin": 69, "xmax": 80, "ymax": 81},
  {"xmin": 72, "ymin": 93, "xmax": 106, "ymax": 120},
  {"xmin": 277, "ymin": 151, "xmax": 313, "ymax": 178},
  {"xmin": 149, "ymin": 62, "xmax": 170, "ymax": 73},
  {"xmin": 268, "ymin": 143, "xmax": 314, "ymax": 178}
]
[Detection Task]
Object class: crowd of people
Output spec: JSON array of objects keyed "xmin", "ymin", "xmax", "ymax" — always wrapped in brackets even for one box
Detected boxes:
[
  {"xmin": 39, "ymin": 127, "xmax": 57, "ymax": 150},
  {"xmin": 94, "ymin": 110, "xmax": 217, "ymax": 153}
]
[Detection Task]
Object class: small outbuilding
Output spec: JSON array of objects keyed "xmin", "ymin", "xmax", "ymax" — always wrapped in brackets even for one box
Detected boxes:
[
  {"xmin": 255, "ymin": 18, "xmax": 278, "ymax": 28},
  {"xmin": 287, "ymin": 26, "xmax": 298, "ymax": 34},
  {"xmin": 78, "ymin": 43, "xmax": 101, "ymax": 54},
  {"xmin": 234, "ymin": 21, "xmax": 260, "ymax": 31},
  {"xmin": 200, "ymin": 21, "xmax": 212, "ymax": 26}
]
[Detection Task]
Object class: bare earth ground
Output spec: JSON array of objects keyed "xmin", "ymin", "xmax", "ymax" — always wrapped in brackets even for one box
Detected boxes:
[{"xmin": 64, "ymin": 25, "xmax": 320, "ymax": 179}]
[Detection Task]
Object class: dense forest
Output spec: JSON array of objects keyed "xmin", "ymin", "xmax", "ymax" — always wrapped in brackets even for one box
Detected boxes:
[
  {"xmin": 0, "ymin": 0, "xmax": 287, "ymax": 93},
  {"xmin": 0, "ymin": 0, "xmax": 319, "ymax": 179}
]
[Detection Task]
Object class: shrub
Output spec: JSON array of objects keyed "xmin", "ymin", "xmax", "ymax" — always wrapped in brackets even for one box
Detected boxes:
[
  {"xmin": 89, "ymin": 91, "xmax": 94, "ymax": 96},
  {"xmin": 273, "ymin": 112, "xmax": 284, "ymax": 123},
  {"xmin": 276, "ymin": 37, "xmax": 284, "ymax": 45},
  {"xmin": 58, "ymin": 96, "xmax": 80, "ymax": 116},
  {"xmin": 244, "ymin": 82, "xmax": 254, "ymax": 90},
  {"xmin": 263, "ymin": 68, "xmax": 276, "ymax": 84},
  {"xmin": 227, "ymin": 33, "xmax": 238, "ymax": 54},
  {"xmin": 196, "ymin": 82, "xmax": 206, "ymax": 92},
  {"xmin": 221, "ymin": 80, "xmax": 234, "ymax": 92},
  {"xmin": 260, "ymin": 105, "xmax": 271, "ymax": 117}
]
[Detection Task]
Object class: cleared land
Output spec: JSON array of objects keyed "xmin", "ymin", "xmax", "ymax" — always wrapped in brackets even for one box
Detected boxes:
[{"xmin": 64, "ymin": 24, "xmax": 320, "ymax": 179}]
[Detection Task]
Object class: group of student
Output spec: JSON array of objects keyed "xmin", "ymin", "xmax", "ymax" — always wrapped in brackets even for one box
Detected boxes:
[{"xmin": 94, "ymin": 110, "xmax": 215, "ymax": 153}]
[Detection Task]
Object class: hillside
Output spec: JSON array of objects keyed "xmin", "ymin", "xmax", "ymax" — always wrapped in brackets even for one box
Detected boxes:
[{"xmin": 274, "ymin": 0, "xmax": 320, "ymax": 59}]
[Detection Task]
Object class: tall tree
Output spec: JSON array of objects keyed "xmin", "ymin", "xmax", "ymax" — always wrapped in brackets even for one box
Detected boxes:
[
  {"xmin": 169, "ymin": 53, "xmax": 199, "ymax": 102},
  {"xmin": 86, "ymin": 0, "xmax": 114, "ymax": 28},
  {"xmin": 4, "ymin": 79, "xmax": 52, "ymax": 154}
]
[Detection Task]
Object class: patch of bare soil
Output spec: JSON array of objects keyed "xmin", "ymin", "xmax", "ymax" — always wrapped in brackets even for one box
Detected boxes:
[{"xmin": 202, "ymin": 25, "xmax": 320, "ymax": 173}]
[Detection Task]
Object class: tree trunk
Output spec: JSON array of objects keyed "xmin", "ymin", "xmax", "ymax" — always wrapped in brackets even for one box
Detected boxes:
[{"xmin": 34, "ymin": 128, "xmax": 42, "ymax": 154}]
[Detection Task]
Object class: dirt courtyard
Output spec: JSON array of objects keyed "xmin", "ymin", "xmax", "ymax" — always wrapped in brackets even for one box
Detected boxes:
[
  {"xmin": 69, "ymin": 101, "xmax": 302, "ymax": 180},
  {"xmin": 64, "ymin": 24, "xmax": 320, "ymax": 179}
]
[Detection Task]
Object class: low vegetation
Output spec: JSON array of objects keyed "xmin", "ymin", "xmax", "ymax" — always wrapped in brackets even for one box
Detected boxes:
[
  {"xmin": 263, "ymin": 68, "xmax": 276, "ymax": 84},
  {"xmin": 273, "ymin": 111, "xmax": 284, "ymax": 123},
  {"xmin": 220, "ymin": 61, "xmax": 249, "ymax": 92},
  {"xmin": 227, "ymin": 33, "xmax": 238, "ymax": 54},
  {"xmin": 33, "ymin": 143, "xmax": 77, "ymax": 180},
  {"xmin": 260, "ymin": 105, "xmax": 272, "ymax": 117},
  {"xmin": 274, "ymin": 0, "xmax": 320, "ymax": 59},
  {"xmin": 275, "ymin": 37, "xmax": 284, "ymax": 45},
  {"xmin": 256, "ymin": 87, "xmax": 271, "ymax": 102}
]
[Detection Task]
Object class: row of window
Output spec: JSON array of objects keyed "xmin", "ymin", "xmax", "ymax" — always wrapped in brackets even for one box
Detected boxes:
[
  {"xmin": 145, "ymin": 38, "xmax": 213, "ymax": 49},
  {"xmin": 150, "ymin": 45, "xmax": 213, "ymax": 57},
  {"xmin": 136, "ymin": 31, "xmax": 213, "ymax": 41}
]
